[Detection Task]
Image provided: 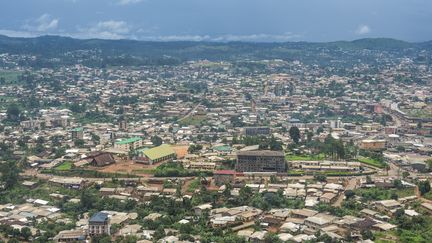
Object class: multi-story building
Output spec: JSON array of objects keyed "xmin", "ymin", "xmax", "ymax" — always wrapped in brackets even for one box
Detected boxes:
[
  {"xmin": 360, "ymin": 139, "xmax": 387, "ymax": 151},
  {"xmin": 70, "ymin": 127, "xmax": 84, "ymax": 140},
  {"xmin": 114, "ymin": 137, "xmax": 143, "ymax": 152},
  {"xmin": 236, "ymin": 150, "xmax": 286, "ymax": 173},
  {"xmin": 88, "ymin": 212, "xmax": 110, "ymax": 236},
  {"xmin": 243, "ymin": 127, "xmax": 271, "ymax": 136}
]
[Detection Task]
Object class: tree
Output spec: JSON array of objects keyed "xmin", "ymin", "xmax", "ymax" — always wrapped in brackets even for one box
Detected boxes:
[
  {"xmin": 188, "ymin": 144, "xmax": 203, "ymax": 154},
  {"xmin": 344, "ymin": 190, "xmax": 355, "ymax": 199},
  {"xmin": 269, "ymin": 136, "xmax": 283, "ymax": 151},
  {"xmin": 361, "ymin": 229, "xmax": 375, "ymax": 240},
  {"xmin": 74, "ymin": 139, "xmax": 85, "ymax": 148},
  {"xmin": 314, "ymin": 174, "xmax": 327, "ymax": 182},
  {"xmin": 316, "ymin": 126, "xmax": 324, "ymax": 135},
  {"xmin": 20, "ymin": 227, "xmax": 32, "ymax": 241},
  {"xmin": 91, "ymin": 133, "xmax": 100, "ymax": 145},
  {"xmin": 151, "ymin": 135, "xmax": 163, "ymax": 146},
  {"xmin": 6, "ymin": 104, "xmax": 20, "ymax": 122},
  {"xmin": 80, "ymin": 189, "xmax": 98, "ymax": 210},
  {"xmin": 289, "ymin": 126, "xmax": 300, "ymax": 144},
  {"xmin": 393, "ymin": 179, "xmax": 403, "ymax": 189},
  {"xmin": 0, "ymin": 161, "xmax": 20, "ymax": 189},
  {"xmin": 418, "ymin": 180, "xmax": 431, "ymax": 196},
  {"xmin": 239, "ymin": 186, "xmax": 253, "ymax": 204},
  {"xmin": 264, "ymin": 232, "xmax": 283, "ymax": 243}
]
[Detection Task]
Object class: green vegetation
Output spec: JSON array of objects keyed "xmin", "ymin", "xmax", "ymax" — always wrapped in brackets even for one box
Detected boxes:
[
  {"xmin": 285, "ymin": 153, "xmax": 325, "ymax": 161},
  {"xmin": 357, "ymin": 156, "xmax": 386, "ymax": 168},
  {"xmin": 402, "ymin": 108, "xmax": 432, "ymax": 119},
  {"xmin": 0, "ymin": 70, "xmax": 22, "ymax": 85},
  {"xmin": 289, "ymin": 126, "xmax": 301, "ymax": 143},
  {"xmin": 286, "ymin": 170, "xmax": 305, "ymax": 176},
  {"xmin": 374, "ymin": 231, "xmax": 399, "ymax": 243},
  {"xmin": 41, "ymin": 168, "xmax": 136, "ymax": 178},
  {"xmin": 179, "ymin": 115, "xmax": 207, "ymax": 126},
  {"xmin": 419, "ymin": 180, "xmax": 431, "ymax": 196},
  {"xmin": 354, "ymin": 187, "xmax": 415, "ymax": 202},
  {"xmin": 55, "ymin": 161, "xmax": 73, "ymax": 171},
  {"xmin": 187, "ymin": 178, "xmax": 201, "ymax": 192}
]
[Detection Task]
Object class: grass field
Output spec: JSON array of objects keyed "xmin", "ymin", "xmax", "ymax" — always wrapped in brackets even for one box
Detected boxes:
[
  {"xmin": 179, "ymin": 115, "xmax": 207, "ymax": 126},
  {"xmin": 357, "ymin": 156, "xmax": 386, "ymax": 168},
  {"xmin": 55, "ymin": 162, "xmax": 73, "ymax": 171},
  {"xmin": 354, "ymin": 187, "xmax": 415, "ymax": 201},
  {"xmin": 402, "ymin": 107, "xmax": 432, "ymax": 119},
  {"xmin": 285, "ymin": 153, "xmax": 325, "ymax": 161},
  {"xmin": 132, "ymin": 168, "xmax": 156, "ymax": 174}
]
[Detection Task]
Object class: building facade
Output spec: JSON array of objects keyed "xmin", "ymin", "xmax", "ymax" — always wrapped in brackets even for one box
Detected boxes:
[
  {"xmin": 236, "ymin": 150, "xmax": 286, "ymax": 173},
  {"xmin": 243, "ymin": 127, "xmax": 271, "ymax": 136},
  {"xmin": 88, "ymin": 212, "xmax": 110, "ymax": 236}
]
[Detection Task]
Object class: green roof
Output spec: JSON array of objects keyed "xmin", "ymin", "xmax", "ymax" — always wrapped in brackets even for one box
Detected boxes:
[
  {"xmin": 115, "ymin": 137, "xmax": 142, "ymax": 145},
  {"xmin": 70, "ymin": 127, "xmax": 83, "ymax": 132},
  {"xmin": 142, "ymin": 144, "xmax": 175, "ymax": 160},
  {"xmin": 213, "ymin": 145, "xmax": 232, "ymax": 152}
]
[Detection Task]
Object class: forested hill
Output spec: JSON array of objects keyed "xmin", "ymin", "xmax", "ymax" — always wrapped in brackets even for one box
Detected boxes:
[{"xmin": 0, "ymin": 35, "xmax": 431, "ymax": 67}]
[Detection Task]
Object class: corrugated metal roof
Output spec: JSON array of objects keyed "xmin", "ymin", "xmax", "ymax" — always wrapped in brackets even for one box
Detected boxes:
[{"xmin": 142, "ymin": 144, "xmax": 175, "ymax": 161}]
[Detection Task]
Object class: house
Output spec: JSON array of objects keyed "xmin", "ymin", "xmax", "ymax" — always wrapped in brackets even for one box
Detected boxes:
[
  {"xmin": 250, "ymin": 231, "xmax": 267, "ymax": 243},
  {"xmin": 421, "ymin": 202, "xmax": 432, "ymax": 213},
  {"xmin": 88, "ymin": 212, "xmax": 110, "ymax": 236},
  {"xmin": 194, "ymin": 203, "xmax": 213, "ymax": 216},
  {"xmin": 320, "ymin": 192, "xmax": 337, "ymax": 203},
  {"xmin": 375, "ymin": 200, "xmax": 402, "ymax": 214},
  {"xmin": 53, "ymin": 229, "xmax": 86, "ymax": 242},
  {"xmin": 22, "ymin": 181, "xmax": 38, "ymax": 189},
  {"xmin": 291, "ymin": 209, "xmax": 318, "ymax": 218},
  {"xmin": 49, "ymin": 177, "xmax": 84, "ymax": 189},
  {"xmin": 304, "ymin": 214, "xmax": 336, "ymax": 230},
  {"xmin": 88, "ymin": 152, "xmax": 115, "ymax": 167}
]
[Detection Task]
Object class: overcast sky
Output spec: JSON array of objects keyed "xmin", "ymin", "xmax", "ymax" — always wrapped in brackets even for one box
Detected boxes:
[{"xmin": 1, "ymin": 0, "xmax": 431, "ymax": 42}]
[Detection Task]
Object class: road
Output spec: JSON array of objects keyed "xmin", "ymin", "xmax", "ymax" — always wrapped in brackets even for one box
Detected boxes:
[
  {"xmin": 333, "ymin": 177, "xmax": 358, "ymax": 207},
  {"xmin": 178, "ymin": 102, "xmax": 201, "ymax": 122}
]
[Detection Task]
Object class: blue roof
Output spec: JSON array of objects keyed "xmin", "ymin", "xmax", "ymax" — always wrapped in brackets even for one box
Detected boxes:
[{"xmin": 89, "ymin": 212, "xmax": 109, "ymax": 223}]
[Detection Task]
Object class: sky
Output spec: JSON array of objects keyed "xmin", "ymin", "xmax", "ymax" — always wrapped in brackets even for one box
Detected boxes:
[{"xmin": 0, "ymin": 0, "xmax": 432, "ymax": 42}]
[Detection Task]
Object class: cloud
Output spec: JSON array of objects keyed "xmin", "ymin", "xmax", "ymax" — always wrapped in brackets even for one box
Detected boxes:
[
  {"xmin": 355, "ymin": 24, "xmax": 371, "ymax": 35},
  {"xmin": 75, "ymin": 20, "xmax": 131, "ymax": 39},
  {"xmin": 140, "ymin": 33, "xmax": 302, "ymax": 42},
  {"xmin": 0, "ymin": 29, "xmax": 37, "ymax": 38},
  {"xmin": 23, "ymin": 14, "xmax": 59, "ymax": 32},
  {"xmin": 116, "ymin": 0, "xmax": 144, "ymax": 5}
]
